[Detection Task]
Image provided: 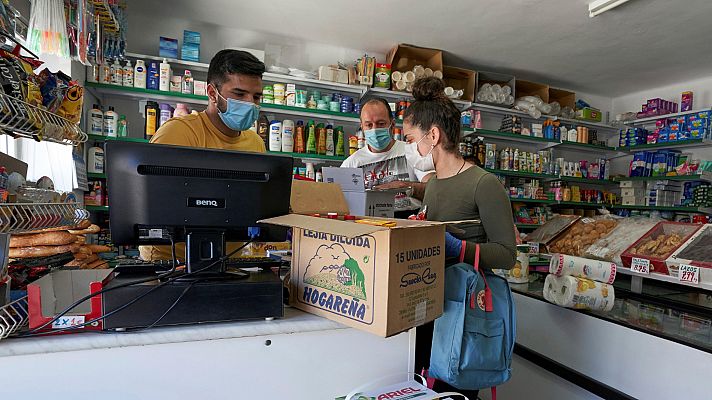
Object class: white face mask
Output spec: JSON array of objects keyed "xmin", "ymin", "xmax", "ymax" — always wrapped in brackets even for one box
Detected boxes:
[{"xmin": 405, "ymin": 134, "xmax": 435, "ymax": 172}]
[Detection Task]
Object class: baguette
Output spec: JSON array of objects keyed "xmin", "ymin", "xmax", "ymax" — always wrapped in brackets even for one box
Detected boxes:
[
  {"xmin": 69, "ymin": 224, "xmax": 101, "ymax": 235},
  {"xmin": 10, "ymin": 231, "xmax": 77, "ymax": 248},
  {"xmin": 84, "ymin": 258, "xmax": 106, "ymax": 269},
  {"xmin": 9, "ymin": 243, "xmax": 81, "ymax": 258},
  {"xmin": 13, "ymin": 219, "xmax": 92, "ymax": 236},
  {"xmin": 85, "ymin": 244, "xmax": 112, "ymax": 253}
]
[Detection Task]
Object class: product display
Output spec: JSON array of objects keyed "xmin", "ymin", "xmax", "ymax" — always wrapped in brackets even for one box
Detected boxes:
[
  {"xmin": 621, "ymin": 222, "xmax": 701, "ymax": 274},
  {"xmin": 543, "ymin": 274, "xmax": 615, "ymax": 312},
  {"xmin": 548, "ymin": 217, "xmax": 618, "ymax": 257},
  {"xmin": 549, "ymin": 254, "xmax": 616, "ymax": 284},
  {"xmin": 585, "ymin": 217, "xmax": 662, "ymax": 264},
  {"xmin": 477, "ymin": 83, "xmax": 514, "ymax": 106}
]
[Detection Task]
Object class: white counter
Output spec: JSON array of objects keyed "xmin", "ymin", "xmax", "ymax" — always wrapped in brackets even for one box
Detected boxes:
[{"xmin": 0, "ymin": 308, "xmax": 415, "ymax": 399}]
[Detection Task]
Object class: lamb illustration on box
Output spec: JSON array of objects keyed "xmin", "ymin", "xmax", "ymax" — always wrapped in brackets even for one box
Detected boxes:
[{"xmin": 303, "ymin": 243, "xmax": 367, "ymax": 300}]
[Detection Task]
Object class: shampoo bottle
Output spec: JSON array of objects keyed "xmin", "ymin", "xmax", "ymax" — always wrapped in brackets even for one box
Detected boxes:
[{"xmin": 134, "ymin": 60, "xmax": 147, "ymax": 89}]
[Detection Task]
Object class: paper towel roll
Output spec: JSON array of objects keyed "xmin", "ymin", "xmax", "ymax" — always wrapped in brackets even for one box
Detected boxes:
[
  {"xmin": 543, "ymin": 274, "xmax": 615, "ymax": 312},
  {"xmin": 549, "ymin": 254, "xmax": 616, "ymax": 284}
]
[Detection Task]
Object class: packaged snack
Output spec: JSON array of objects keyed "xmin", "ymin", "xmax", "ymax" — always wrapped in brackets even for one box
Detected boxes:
[
  {"xmin": 38, "ymin": 69, "xmax": 70, "ymax": 113},
  {"xmin": 621, "ymin": 222, "xmax": 702, "ymax": 275},
  {"xmin": 57, "ymin": 82, "xmax": 84, "ymax": 124},
  {"xmin": 585, "ymin": 217, "xmax": 662, "ymax": 265},
  {"xmin": 548, "ymin": 216, "xmax": 619, "ymax": 257}
]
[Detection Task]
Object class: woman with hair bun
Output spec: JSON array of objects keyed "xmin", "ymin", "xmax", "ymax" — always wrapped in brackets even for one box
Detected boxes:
[{"xmin": 404, "ymin": 77, "xmax": 517, "ymax": 396}]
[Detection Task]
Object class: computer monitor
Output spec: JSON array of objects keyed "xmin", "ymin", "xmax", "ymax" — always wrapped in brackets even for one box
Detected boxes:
[{"xmin": 105, "ymin": 141, "xmax": 293, "ymax": 272}]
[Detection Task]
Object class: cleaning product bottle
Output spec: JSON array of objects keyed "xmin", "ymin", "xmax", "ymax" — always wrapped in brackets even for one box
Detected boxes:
[
  {"xmin": 257, "ymin": 114, "xmax": 270, "ymax": 147},
  {"xmin": 305, "ymin": 162, "xmax": 315, "ymax": 180},
  {"xmin": 146, "ymin": 61, "xmax": 159, "ymax": 90},
  {"xmin": 117, "ymin": 115, "xmax": 128, "ymax": 137},
  {"xmin": 90, "ymin": 104, "xmax": 103, "ymax": 135},
  {"xmin": 294, "ymin": 120, "xmax": 305, "ymax": 153},
  {"xmin": 159, "ymin": 103, "xmax": 174, "ymax": 126},
  {"xmin": 0, "ymin": 167, "xmax": 8, "ymax": 203},
  {"xmin": 159, "ymin": 58, "xmax": 171, "ymax": 91},
  {"xmin": 87, "ymin": 147, "xmax": 105, "ymax": 174},
  {"xmin": 281, "ymin": 119, "xmax": 294, "ymax": 153},
  {"xmin": 182, "ymin": 70, "xmax": 194, "ymax": 95},
  {"xmin": 316, "ymin": 123, "xmax": 326, "ymax": 155},
  {"xmin": 99, "ymin": 61, "xmax": 111, "ymax": 84},
  {"xmin": 134, "ymin": 60, "xmax": 147, "ymax": 89},
  {"xmin": 123, "ymin": 60, "xmax": 133, "ymax": 87},
  {"xmin": 144, "ymin": 101, "xmax": 159, "ymax": 139},
  {"xmin": 103, "ymin": 106, "xmax": 118, "ymax": 137},
  {"xmin": 325, "ymin": 124, "xmax": 335, "ymax": 156},
  {"xmin": 173, "ymin": 103, "xmax": 189, "ymax": 118},
  {"xmin": 269, "ymin": 120, "xmax": 282, "ymax": 152},
  {"xmin": 335, "ymin": 126, "xmax": 345, "ymax": 156},
  {"xmin": 306, "ymin": 120, "xmax": 317, "ymax": 153},
  {"xmin": 110, "ymin": 59, "xmax": 122, "ymax": 85}
]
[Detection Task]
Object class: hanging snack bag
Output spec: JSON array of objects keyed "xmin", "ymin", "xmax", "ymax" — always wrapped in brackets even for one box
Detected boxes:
[{"xmin": 57, "ymin": 82, "xmax": 84, "ymax": 124}]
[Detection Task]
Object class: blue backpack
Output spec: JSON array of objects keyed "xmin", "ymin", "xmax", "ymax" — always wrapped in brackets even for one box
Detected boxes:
[{"xmin": 428, "ymin": 245, "xmax": 516, "ymax": 395}]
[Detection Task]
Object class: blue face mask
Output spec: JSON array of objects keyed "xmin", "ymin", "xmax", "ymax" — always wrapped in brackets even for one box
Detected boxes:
[
  {"xmin": 214, "ymin": 88, "xmax": 260, "ymax": 131},
  {"xmin": 364, "ymin": 127, "xmax": 392, "ymax": 151}
]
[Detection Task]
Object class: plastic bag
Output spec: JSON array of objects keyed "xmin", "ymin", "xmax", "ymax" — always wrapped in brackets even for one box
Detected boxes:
[{"xmin": 585, "ymin": 217, "xmax": 662, "ymax": 264}]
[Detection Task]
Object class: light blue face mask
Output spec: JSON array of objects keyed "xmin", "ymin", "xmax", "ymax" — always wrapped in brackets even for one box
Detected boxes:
[
  {"xmin": 214, "ymin": 87, "xmax": 260, "ymax": 131},
  {"xmin": 364, "ymin": 127, "xmax": 393, "ymax": 151}
]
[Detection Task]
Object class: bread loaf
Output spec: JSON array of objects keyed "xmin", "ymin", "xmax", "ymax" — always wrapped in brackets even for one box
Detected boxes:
[
  {"xmin": 85, "ymin": 244, "xmax": 112, "ymax": 253},
  {"xmin": 10, "ymin": 231, "xmax": 77, "ymax": 248},
  {"xmin": 68, "ymin": 224, "xmax": 101, "ymax": 235},
  {"xmin": 9, "ymin": 243, "xmax": 81, "ymax": 258}
]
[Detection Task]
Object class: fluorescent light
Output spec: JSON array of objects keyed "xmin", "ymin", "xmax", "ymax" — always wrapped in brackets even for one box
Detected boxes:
[{"xmin": 589, "ymin": 0, "xmax": 632, "ymax": 17}]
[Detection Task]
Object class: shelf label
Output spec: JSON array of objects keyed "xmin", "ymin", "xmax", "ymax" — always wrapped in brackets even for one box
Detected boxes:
[
  {"xmin": 529, "ymin": 242, "xmax": 540, "ymax": 254},
  {"xmin": 52, "ymin": 316, "xmax": 85, "ymax": 329},
  {"xmin": 631, "ymin": 257, "xmax": 650, "ymax": 274},
  {"xmin": 679, "ymin": 264, "xmax": 700, "ymax": 284}
]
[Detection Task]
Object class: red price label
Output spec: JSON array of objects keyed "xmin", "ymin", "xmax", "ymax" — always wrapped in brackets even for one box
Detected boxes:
[
  {"xmin": 679, "ymin": 264, "xmax": 700, "ymax": 284},
  {"xmin": 631, "ymin": 258, "xmax": 650, "ymax": 274}
]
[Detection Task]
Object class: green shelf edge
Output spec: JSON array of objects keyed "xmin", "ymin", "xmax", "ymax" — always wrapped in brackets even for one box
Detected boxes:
[
  {"xmin": 612, "ymin": 175, "xmax": 705, "ymax": 182},
  {"xmin": 269, "ymin": 151, "xmax": 346, "ymax": 162},
  {"xmin": 555, "ymin": 201, "xmax": 610, "ymax": 207},
  {"xmin": 464, "ymin": 129, "xmax": 559, "ymax": 144},
  {"xmin": 608, "ymin": 205, "xmax": 707, "ymax": 213},
  {"xmin": 618, "ymin": 140, "xmax": 705, "ymax": 152},
  {"xmin": 509, "ymin": 197, "xmax": 556, "ymax": 204},
  {"xmin": 559, "ymin": 140, "xmax": 617, "ymax": 151},
  {"xmin": 485, "ymin": 168, "xmax": 558, "ymax": 180},
  {"xmin": 515, "ymin": 223, "xmax": 543, "ymax": 229},
  {"xmin": 556, "ymin": 176, "xmax": 616, "ymax": 185},
  {"xmin": 88, "ymin": 134, "xmax": 149, "ymax": 143},
  {"xmin": 87, "ymin": 173, "xmax": 106, "ymax": 179},
  {"xmin": 85, "ymin": 205, "xmax": 109, "ymax": 212}
]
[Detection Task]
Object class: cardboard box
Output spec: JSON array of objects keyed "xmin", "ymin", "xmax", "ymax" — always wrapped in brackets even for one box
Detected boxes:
[
  {"xmin": 322, "ymin": 167, "xmax": 397, "ymax": 218},
  {"xmin": 476, "ymin": 71, "xmax": 516, "ymax": 104},
  {"xmin": 264, "ymin": 180, "xmax": 445, "ymax": 337},
  {"xmin": 159, "ymin": 37, "xmax": 178, "ymax": 59},
  {"xmin": 386, "ymin": 43, "xmax": 443, "ymax": 75},
  {"xmin": 622, "ymin": 196, "xmax": 645, "ymax": 206},
  {"xmin": 549, "ymin": 87, "xmax": 576, "ymax": 110},
  {"xmin": 516, "ymin": 80, "xmax": 549, "ymax": 103},
  {"xmin": 576, "ymin": 107, "xmax": 603, "ymax": 122},
  {"xmin": 621, "ymin": 188, "xmax": 645, "ymax": 197},
  {"xmin": 28, "ymin": 270, "xmax": 112, "ymax": 332},
  {"xmin": 442, "ymin": 65, "xmax": 476, "ymax": 102},
  {"xmin": 619, "ymin": 180, "xmax": 646, "ymax": 188}
]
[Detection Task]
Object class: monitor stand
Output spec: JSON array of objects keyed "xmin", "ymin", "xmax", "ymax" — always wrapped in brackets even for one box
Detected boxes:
[{"xmin": 185, "ymin": 229, "xmax": 227, "ymax": 274}]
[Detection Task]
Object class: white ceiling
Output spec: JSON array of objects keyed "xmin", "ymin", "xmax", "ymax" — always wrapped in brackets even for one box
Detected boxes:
[{"xmin": 131, "ymin": 0, "xmax": 712, "ymax": 97}]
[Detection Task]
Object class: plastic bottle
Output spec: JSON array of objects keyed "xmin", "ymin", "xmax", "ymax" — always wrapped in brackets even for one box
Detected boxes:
[
  {"xmin": 134, "ymin": 60, "xmax": 147, "ymax": 89},
  {"xmin": 0, "ymin": 167, "xmax": 8, "ymax": 203},
  {"xmin": 182, "ymin": 70, "xmax": 194, "ymax": 95},
  {"xmin": 99, "ymin": 62, "xmax": 111, "ymax": 84},
  {"xmin": 122, "ymin": 60, "xmax": 133, "ymax": 87},
  {"xmin": 269, "ymin": 120, "xmax": 282, "ymax": 152},
  {"xmin": 159, "ymin": 58, "xmax": 171, "ymax": 91},
  {"xmin": 173, "ymin": 103, "xmax": 189, "ymax": 118},
  {"xmin": 103, "ymin": 106, "xmax": 118, "ymax": 137},
  {"xmin": 87, "ymin": 147, "xmax": 104, "ymax": 174},
  {"xmin": 294, "ymin": 120, "xmax": 305, "ymax": 153},
  {"xmin": 159, "ymin": 103, "xmax": 173, "ymax": 126},
  {"xmin": 144, "ymin": 101, "xmax": 159, "ymax": 139},
  {"xmin": 87, "ymin": 64, "xmax": 98, "ymax": 83},
  {"xmin": 305, "ymin": 162, "xmax": 315, "ymax": 180},
  {"xmin": 357, "ymin": 130, "xmax": 365, "ymax": 149},
  {"xmin": 117, "ymin": 115, "xmax": 128, "ymax": 137},
  {"xmin": 335, "ymin": 126, "xmax": 345, "ymax": 156},
  {"xmin": 306, "ymin": 120, "xmax": 317, "ymax": 153},
  {"xmin": 257, "ymin": 115, "xmax": 269, "ymax": 147},
  {"xmin": 90, "ymin": 104, "xmax": 103, "ymax": 135},
  {"xmin": 110, "ymin": 59, "xmax": 122, "ymax": 85},
  {"xmin": 316, "ymin": 123, "xmax": 326, "ymax": 155},
  {"xmin": 281, "ymin": 119, "xmax": 294, "ymax": 153},
  {"xmin": 146, "ymin": 61, "xmax": 159, "ymax": 90},
  {"xmin": 325, "ymin": 125, "xmax": 335, "ymax": 156},
  {"xmin": 513, "ymin": 149, "xmax": 520, "ymax": 171}
]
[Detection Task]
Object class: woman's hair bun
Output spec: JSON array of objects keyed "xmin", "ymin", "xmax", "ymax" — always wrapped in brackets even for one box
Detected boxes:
[{"xmin": 412, "ymin": 77, "xmax": 446, "ymax": 101}]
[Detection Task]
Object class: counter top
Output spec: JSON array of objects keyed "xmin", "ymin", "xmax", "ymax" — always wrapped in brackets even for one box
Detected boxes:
[{"xmin": 0, "ymin": 307, "xmax": 345, "ymax": 358}]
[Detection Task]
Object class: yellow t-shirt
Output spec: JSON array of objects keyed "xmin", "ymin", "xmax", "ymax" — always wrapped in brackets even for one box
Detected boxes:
[{"xmin": 139, "ymin": 111, "xmax": 270, "ymax": 261}]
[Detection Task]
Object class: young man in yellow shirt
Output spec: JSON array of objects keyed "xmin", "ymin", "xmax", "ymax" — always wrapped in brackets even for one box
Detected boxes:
[{"xmin": 141, "ymin": 49, "xmax": 277, "ymax": 261}]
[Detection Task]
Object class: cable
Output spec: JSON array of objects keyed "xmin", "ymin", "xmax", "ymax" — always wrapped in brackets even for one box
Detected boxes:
[
  {"xmin": 21, "ymin": 239, "xmax": 255, "ymax": 336},
  {"xmin": 127, "ymin": 279, "xmax": 199, "ymax": 333}
]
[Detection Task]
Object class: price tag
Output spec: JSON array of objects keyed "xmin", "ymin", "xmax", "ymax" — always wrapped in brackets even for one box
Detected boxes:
[
  {"xmin": 679, "ymin": 264, "xmax": 700, "ymax": 284},
  {"xmin": 52, "ymin": 316, "xmax": 85, "ymax": 329},
  {"xmin": 529, "ymin": 242, "xmax": 540, "ymax": 254},
  {"xmin": 631, "ymin": 257, "xmax": 650, "ymax": 274}
]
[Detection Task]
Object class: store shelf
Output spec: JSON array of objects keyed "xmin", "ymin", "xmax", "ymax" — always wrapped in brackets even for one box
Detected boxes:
[
  {"xmin": 470, "ymin": 102, "xmax": 618, "ymax": 131},
  {"xmin": 509, "ymin": 197, "xmax": 556, "ymax": 205},
  {"xmin": 269, "ymin": 151, "xmax": 346, "ymax": 163},
  {"xmin": 365, "ymin": 87, "xmax": 472, "ymax": 110},
  {"xmin": 485, "ymin": 168, "xmax": 558, "ymax": 180},
  {"xmin": 87, "ymin": 172, "xmax": 107, "ymax": 179},
  {"xmin": 616, "ymin": 267, "xmax": 712, "ymax": 292},
  {"xmin": 0, "ymin": 203, "xmax": 89, "ymax": 234},
  {"xmin": 612, "ymin": 173, "xmax": 712, "ymax": 183},
  {"xmin": 556, "ymin": 140, "xmax": 619, "ymax": 153},
  {"xmin": 0, "ymin": 93, "xmax": 87, "ymax": 146},
  {"xmin": 618, "ymin": 139, "xmax": 709, "ymax": 152},
  {"xmin": 609, "ymin": 205, "xmax": 712, "ymax": 214},
  {"xmin": 515, "ymin": 223, "xmax": 543, "ymax": 230},
  {"xmin": 555, "ymin": 176, "xmax": 617, "ymax": 186},
  {"xmin": 464, "ymin": 128, "xmax": 558, "ymax": 144},
  {"xmin": 88, "ymin": 134, "xmax": 149, "ymax": 143},
  {"xmin": 624, "ymin": 107, "xmax": 712, "ymax": 126},
  {"xmin": 125, "ymin": 52, "xmax": 210, "ymax": 72},
  {"xmin": 555, "ymin": 201, "xmax": 609, "ymax": 208},
  {"xmin": 85, "ymin": 205, "xmax": 110, "ymax": 212},
  {"xmin": 261, "ymin": 103, "xmax": 360, "ymax": 123}
]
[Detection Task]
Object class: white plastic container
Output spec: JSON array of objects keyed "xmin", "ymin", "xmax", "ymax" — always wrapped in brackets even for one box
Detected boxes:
[
  {"xmin": 103, "ymin": 106, "xmax": 118, "ymax": 137},
  {"xmin": 305, "ymin": 162, "xmax": 315, "ymax": 180},
  {"xmin": 99, "ymin": 62, "xmax": 111, "ymax": 84},
  {"xmin": 90, "ymin": 105, "xmax": 103, "ymax": 135},
  {"xmin": 159, "ymin": 58, "xmax": 171, "ymax": 91},
  {"xmin": 325, "ymin": 125, "xmax": 335, "ymax": 156},
  {"xmin": 269, "ymin": 120, "xmax": 282, "ymax": 152},
  {"xmin": 87, "ymin": 147, "xmax": 104, "ymax": 174},
  {"xmin": 134, "ymin": 60, "xmax": 147, "ymax": 89},
  {"xmin": 123, "ymin": 60, "xmax": 134, "ymax": 87},
  {"xmin": 110, "ymin": 59, "xmax": 122, "ymax": 85},
  {"xmin": 281, "ymin": 119, "xmax": 294, "ymax": 153}
]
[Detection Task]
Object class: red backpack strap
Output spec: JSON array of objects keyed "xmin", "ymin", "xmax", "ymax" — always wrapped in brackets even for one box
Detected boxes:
[
  {"xmin": 492, "ymin": 386, "xmax": 497, "ymax": 400},
  {"xmin": 469, "ymin": 244, "xmax": 494, "ymax": 312}
]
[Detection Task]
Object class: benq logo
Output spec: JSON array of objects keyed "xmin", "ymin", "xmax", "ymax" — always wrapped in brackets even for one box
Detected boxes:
[{"xmin": 187, "ymin": 197, "xmax": 225, "ymax": 209}]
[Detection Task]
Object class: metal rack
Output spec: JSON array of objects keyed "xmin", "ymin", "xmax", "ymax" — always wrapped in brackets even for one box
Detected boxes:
[
  {"xmin": 0, "ymin": 203, "xmax": 89, "ymax": 234},
  {"xmin": 0, "ymin": 296, "xmax": 28, "ymax": 340},
  {"xmin": 0, "ymin": 93, "xmax": 87, "ymax": 146}
]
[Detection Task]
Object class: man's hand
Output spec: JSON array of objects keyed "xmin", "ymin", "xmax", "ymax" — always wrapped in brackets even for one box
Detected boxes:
[{"xmin": 374, "ymin": 181, "xmax": 412, "ymax": 191}]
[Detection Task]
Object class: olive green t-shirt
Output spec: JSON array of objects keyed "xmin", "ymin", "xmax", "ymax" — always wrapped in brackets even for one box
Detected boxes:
[{"xmin": 422, "ymin": 165, "xmax": 517, "ymax": 269}]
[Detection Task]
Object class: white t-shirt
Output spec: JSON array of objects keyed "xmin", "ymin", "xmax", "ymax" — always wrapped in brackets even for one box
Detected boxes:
[{"xmin": 341, "ymin": 141, "xmax": 427, "ymax": 211}]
